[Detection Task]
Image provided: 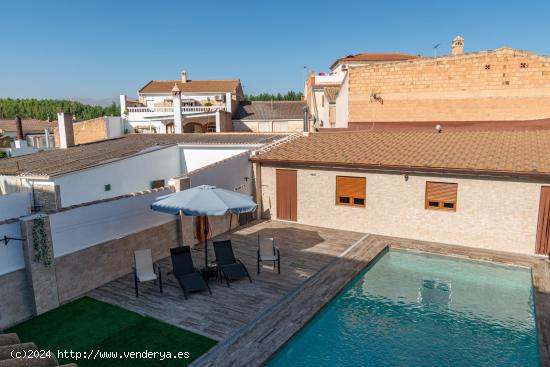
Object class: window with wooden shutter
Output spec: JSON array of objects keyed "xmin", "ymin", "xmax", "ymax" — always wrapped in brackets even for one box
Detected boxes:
[
  {"xmin": 151, "ymin": 179, "xmax": 165, "ymax": 189},
  {"xmin": 329, "ymin": 105, "xmax": 336, "ymax": 125},
  {"xmin": 425, "ymin": 181, "xmax": 457, "ymax": 211},
  {"xmin": 336, "ymin": 176, "xmax": 366, "ymax": 207}
]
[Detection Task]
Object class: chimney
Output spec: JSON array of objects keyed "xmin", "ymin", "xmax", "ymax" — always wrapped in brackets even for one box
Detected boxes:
[
  {"xmin": 14, "ymin": 116, "xmax": 28, "ymax": 149},
  {"xmin": 451, "ymin": 36, "xmax": 464, "ymax": 55},
  {"xmin": 181, "ymin": 70, "xmax": 187, "ymax": 83},
  {"xmin": 119, "ymin": 94, "xmax": 127, "ymax": 116},
  {"xmin": 308, "ymin": 71, "xmax": 315, "ymax": 86},
  {"xmin": 57, "ymin": 112, "xmax": 75, "ymax": 148},
  {"xmin": 15, "ymin": 116, "xmax": 24, "ymax": 141},
  {"xmin": 172, "ymin": 84, "xmax": 183, "ymax": 134}
]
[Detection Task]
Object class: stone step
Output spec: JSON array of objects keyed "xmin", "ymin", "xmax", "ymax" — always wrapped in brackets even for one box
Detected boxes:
[
  {"xmin": 0, "ymin": 343, "xmax": 36, "ymax": 362},
  {"xmin": 0, "ymin": 343, "xmax": 58, "ymax": 366},
  {"xmin": 0, "ymin": 357, "xmax": 59, "ymax": 367},
  {"xmin": 0, "ymin": 336, "xmax": 20, "ymax": 348}
]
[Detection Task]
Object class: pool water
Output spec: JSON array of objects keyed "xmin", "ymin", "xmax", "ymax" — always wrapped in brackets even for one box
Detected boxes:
[{"xmin": 268, "ymin": 249, "xmax": 540, "ymax": 366}]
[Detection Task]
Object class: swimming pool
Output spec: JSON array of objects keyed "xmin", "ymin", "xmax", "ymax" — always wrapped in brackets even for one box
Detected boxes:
[{"xmin": 268, "ymin": 249, "xmax": 540, "ymax": 366}]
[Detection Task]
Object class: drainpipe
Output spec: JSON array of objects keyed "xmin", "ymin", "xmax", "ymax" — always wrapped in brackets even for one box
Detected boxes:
[{"xmin": 302, "ymin": 106, "xmax": 309, "ymax": 133}]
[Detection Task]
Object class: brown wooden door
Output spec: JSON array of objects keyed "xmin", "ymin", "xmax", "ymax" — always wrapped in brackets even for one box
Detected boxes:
[
  {"xmin": 276, "ymin": 169, "xmax": 297, "ymax": 221},
  {"xmin": 536, "ymin": 186, "xmax": 550, "ymax": 255}
]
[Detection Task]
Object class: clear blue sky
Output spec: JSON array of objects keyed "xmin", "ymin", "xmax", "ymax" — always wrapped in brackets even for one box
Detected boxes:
[{"xmin": 1, "ymin": 0, "xmax": 549, "ymax": 101}]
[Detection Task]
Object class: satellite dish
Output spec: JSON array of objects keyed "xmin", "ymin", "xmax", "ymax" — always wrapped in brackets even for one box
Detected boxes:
[{"xmin": 433, "ymin": 43, "xmax": 441, "ymax": 56}]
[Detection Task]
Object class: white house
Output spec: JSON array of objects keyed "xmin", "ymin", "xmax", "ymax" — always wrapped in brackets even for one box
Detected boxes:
[
  {"xmin": 232, "ymin": 101, "xmax": 307, "ymax": 132},
  {"xmin": 121, "ymin": 71, "xmax": 244, "ymax": 134},
  {"xmin": 304, "ymin": 53, "xmax": 419, "ymax": 130},
  {"xmin": 0, "ymin": 127, "xmax": 290, "ymax": 209},
  {"xmin": 0, "ymin": 118, "xmax": 56, "ymax": 157}
]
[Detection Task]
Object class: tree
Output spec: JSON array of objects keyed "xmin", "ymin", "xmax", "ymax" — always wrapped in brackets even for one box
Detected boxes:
[
  {"xmin": 0, "ymin": 99, "xmax": 120, "ymax": 121},
  {"xmin": 244, "ymin": 91, "xmax": 303, "ymax": 101}
]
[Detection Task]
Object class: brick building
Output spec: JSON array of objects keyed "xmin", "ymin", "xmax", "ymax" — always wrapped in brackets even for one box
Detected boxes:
[
  {"xmin": 313, "ymin": 37, "xmax": 550, "ymax": 130},
  {"xmin": 52, "ymin": 116, "xmax": 124, "ymax": 145},
  {"xmin": 250, "ymin": 130, "xmax": 550, "ymax": 257}
]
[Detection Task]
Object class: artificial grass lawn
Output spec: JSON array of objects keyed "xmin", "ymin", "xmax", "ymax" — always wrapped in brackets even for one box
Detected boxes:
[{"xmin": 7, "ymin": 297, "xmax": 217, "ymax": 366}]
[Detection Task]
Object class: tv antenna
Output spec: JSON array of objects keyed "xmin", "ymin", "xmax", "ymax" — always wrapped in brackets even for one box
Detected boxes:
[{"xmin": 433, "ymin": 43, "xmax": 441, "ymax": 57}]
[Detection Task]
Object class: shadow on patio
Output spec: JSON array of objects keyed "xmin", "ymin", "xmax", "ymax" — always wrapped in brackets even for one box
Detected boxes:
[{"xmin": 88, "ymin": 220, "xmax": 365, "ymax": 341}]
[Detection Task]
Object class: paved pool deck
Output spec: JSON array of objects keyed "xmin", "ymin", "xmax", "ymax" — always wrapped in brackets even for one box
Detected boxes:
[{"xmin": 192, "ymin": 232, "xmax": 550, "ymax": 367}]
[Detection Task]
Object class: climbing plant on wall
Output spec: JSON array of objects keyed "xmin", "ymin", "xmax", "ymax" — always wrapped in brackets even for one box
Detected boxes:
[{"xmin": 32, "ymin": 217, "xmax": 52, "ymax": 268}]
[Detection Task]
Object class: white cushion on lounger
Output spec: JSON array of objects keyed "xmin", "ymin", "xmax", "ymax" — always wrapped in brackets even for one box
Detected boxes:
[
  {"xmin": 259, "ymin": 236, "xmax": 278, "ymax": 261},
  {"xmin": 134, "ymin": 249, "xmax": 157, "ymax": 282}
]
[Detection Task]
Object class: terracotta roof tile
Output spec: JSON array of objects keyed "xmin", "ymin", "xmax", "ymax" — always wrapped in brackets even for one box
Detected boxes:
[
  {"xmin": 252, "ymin": 130, "xmax": 550, "ymax": 177},
  {"xmin": 324, "ymin": 87, "xmax": 340, "ymax": 103},
  {"xmin": 319, "ymin": 119, "xmax": 550, "ymax": 132},
  {"xmin": 234, "ymin": 101, "xmax": 305, "ymax": 120},
  {"xmin": 0, "ymin": 133, "xmax": 289, "ymax": 177},
  {"xmin": 139, "ymin": 80, "xmax": 240, "ymax": 94},
  {"xmin": 330, "ymin": 53, "xmax": 420, "ymax": 69},
  {"xmin": 0, "ymin": 119, "xmax": 56, "ymax": 135}
]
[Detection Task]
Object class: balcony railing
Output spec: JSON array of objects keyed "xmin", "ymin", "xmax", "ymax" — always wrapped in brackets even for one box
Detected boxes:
[{"xmin": 127, "ymin": 106, "xmax": 226, "ymax": 114}]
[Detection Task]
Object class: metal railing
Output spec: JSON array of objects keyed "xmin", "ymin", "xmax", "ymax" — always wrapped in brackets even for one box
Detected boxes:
[{"xmin": 127, "ymin": 106, "xmax": 226, "ymax": 113}]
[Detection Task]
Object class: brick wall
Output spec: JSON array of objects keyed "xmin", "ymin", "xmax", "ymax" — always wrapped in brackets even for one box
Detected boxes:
[
  {"xmin": 32, "ymin": 183, "xmax": 60, "ymax": 211},
  {"xmin": 348, "ymin": 48, "xmax": 550, "ymax": 122},
  {"xmin": 54, "ymin": 213, "xmax": 239, "ymax": 303},
  {"xmin": 53, "ymin": 117, "xmax": 108, "ymax": 145},
  {"xmin": 55, "ymin": 220, "xmax": 179, "ymax": 303},
  {"xmin": 0, "ymin": 269, "xmax": 33, "ymax": 329},
  {"xmin": 260, "ymin": 164, "xmax": 545, "ymax": 255}
]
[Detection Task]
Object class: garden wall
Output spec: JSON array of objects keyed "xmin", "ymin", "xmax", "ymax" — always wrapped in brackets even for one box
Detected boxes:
[{"xmin": 0, "ymin": 187, "xmax": 243, "ymax": 328}]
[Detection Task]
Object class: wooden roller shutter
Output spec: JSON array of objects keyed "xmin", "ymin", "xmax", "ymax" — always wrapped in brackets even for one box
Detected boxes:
[
  {"xmin": 336, "ymin": 176, "xmax": 366, "ymax": 207},
  {"xmin": 535, "ymin": 187, "xmax": 550, "ymax": 255},
  {"xmin": 425, "ymin": 181, "xmax": 458, "ymax": 211}
]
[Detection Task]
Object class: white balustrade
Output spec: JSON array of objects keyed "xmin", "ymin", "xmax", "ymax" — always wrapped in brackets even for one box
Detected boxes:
[{"xmin": 128, "ymin": 106, "xmax": 226, "ymax": 114}]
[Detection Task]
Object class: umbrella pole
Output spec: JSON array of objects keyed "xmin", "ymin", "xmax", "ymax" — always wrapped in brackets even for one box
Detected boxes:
[
  {"xmin": 179, "ymin": 210, "xmax": 184, "ymax": 247},
  {"xmin": 204, "ymin": 216, "xmax": 208, "ymax": 270}
]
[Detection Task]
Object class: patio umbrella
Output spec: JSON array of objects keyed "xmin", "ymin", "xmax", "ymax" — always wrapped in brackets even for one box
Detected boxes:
[{"xmin": 151, "ymin": 185, "xmax": 257, "ymax": 269}]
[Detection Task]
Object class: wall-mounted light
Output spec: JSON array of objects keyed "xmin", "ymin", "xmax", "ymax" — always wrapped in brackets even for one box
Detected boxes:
[
  {"xmin": 404, "ymin": 173, "xmax": 409, "ymax": 181},
  {"xmin": 1, "ymin": 235, "xmax": 25, "ymax": 246}
]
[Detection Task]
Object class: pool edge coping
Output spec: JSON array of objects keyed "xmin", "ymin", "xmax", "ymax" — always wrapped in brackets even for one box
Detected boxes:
[{"xmin": 191, "ymin": 235, "xmax": 550, "ymax": 367}]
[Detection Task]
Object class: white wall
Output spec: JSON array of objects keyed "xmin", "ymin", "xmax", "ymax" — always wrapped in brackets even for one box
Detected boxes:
[
  {"xmin": 127, "ymin": 120, "xmax": 167, "ymax": 134},
  {"xmin": 181, "ymin": 147, "xmax": 247, "ymax": 173},
  {"xmin": 188, "ymin": 152, "xmax": 254, "ymax": 195},
  {"xmin": 312, "ymin": 90, "xmax": 328, "ymax": 127},
  {"xmin": 0, "ymin": 176, "xmax": 25, "ymax": 195},
  {"xmin": 0, "ymin": 192, "xmax": 31, "ymax": 220},
  {"xmin": 50, "ymin": 189, "xmax": 175, "ymax": 257},
  {"xmin": 233, "ymin": 119, "xmax": 303, "ymax": 133},
  {"xmin": 53, "ymin": 145, "xmax": 181, "ymax": 206},
  {"xmin": 3, "ymin": 145, "xmax": 40, "ymax": 157},
  {"xmin": 314, "ymin": 73, "xmax": 345, "ymax": 84},
  {"xmin": 105, "ymin": 117, "xmax": 124, "ymax": 138},
  {"xmin": 0, "ymin": 222, "xmax": 25, "ymax": 275},
  {"xmin": 335, "ymin": 75, "xmax": 349, "ymax": 128}
]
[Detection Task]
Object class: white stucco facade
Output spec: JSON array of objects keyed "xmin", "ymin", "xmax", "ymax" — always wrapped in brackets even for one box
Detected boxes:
[
  {"xmin": 181, "ymin": 147, "xmax": 248, "ymax": 173},
  {"xmin": 1, "ymin": 143, "xmax": 262, "ymax": 208},
  {"xmin": 0, "ymin": 221, "xmax": 24, "ymax": 275},
  {"xmin": 335, "ymin": 76, "xmax": 349, "ymax": 128},
  {"xmin": 53, "ymin": 146, "xmax": 181, "ymax": 206},
  {"xmin": 259, "ymin": 165, "xmax": 548, "ymax": 255}
]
